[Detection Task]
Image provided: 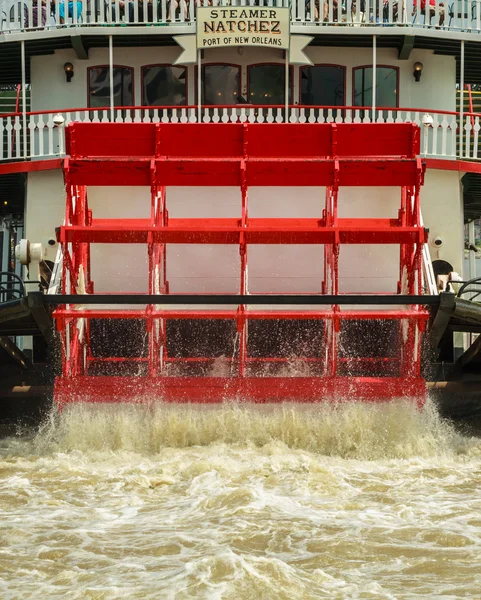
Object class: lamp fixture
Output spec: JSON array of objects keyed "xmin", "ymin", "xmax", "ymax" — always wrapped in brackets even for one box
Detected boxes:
[
  {"xmin": 413, "ymin": 62, "xmax": 423, "ymax": 82},
  {"xmin": 64, "ymin": 62, "xmax": 74, "ymax": 83}
]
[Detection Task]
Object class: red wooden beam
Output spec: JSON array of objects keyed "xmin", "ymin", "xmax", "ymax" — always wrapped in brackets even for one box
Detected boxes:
[
  {"xmin": 59, "ymin": 218, "xmax": 427, "ymax": 245},
  {"xmin": 65, "ymin": 157, "xmax": 422, "ymax": 187},
  {"xmin": 0, "ymin": 158, "xmax": 62, "ymax": 175},
  {"xmin": 54, "ymin": 375, "xmax": 427, "ymax": 406},
  {"xmin": 66, "ymin": 122, "xmax": 420, "ymax": 160}
]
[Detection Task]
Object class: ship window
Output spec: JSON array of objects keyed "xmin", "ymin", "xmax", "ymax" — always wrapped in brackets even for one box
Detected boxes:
[
  {"xmin": 300, "ymin": 65, "xmax": 345, "ymax": 106},
  {"xmin": 142, "ymin": 65, "xmax": 187, "ymax": 106},
  {"xmin": 201, "ymin": 64, "xmax": 241, "ymax": 105},
  {"xmin": 248, "ymin": 64, "xmax": 292, "ymax": 105},
  {"xmin": 88, "ymin": 66, "xmax": 134, "ymax": 108},
  {"xmin": 353, "ymin": 66, "xmax": 398, "ymax": 108}
]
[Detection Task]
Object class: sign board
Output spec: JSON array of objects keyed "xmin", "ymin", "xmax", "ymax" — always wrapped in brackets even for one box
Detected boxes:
[{"xmin": 196, "ymin": 6, "xmax": 290, "ymax": 50}]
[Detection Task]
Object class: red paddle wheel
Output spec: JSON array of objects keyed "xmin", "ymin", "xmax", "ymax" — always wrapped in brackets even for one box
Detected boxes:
[{"xmin": 53, "ymin": 122, "xmax": 429, "ymax": 407}]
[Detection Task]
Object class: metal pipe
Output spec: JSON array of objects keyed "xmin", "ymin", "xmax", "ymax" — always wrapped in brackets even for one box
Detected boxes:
[
  {"xmin": 285, "ymin": 49, "xmax": 289, "ymax": 123},
  {"xmin": 109, "ymin": 35, "xmax": 114, "ymax": 121},
  {"xmin": 460, "ymin": 40, "xmax": 465, "ymax": 158},
  {"xmin": 21, "ymin": 40, "xmax": 27, "ymax": 159},
  {"xmin": 453, "ymin": 296, "xmax": 481, "ymax": 321},
  {"xmin": 41, "ymin": 293, "xmax": 442, "ymax": 305},
  {"xmin": 372, "ymin": 35, "xmax": 376, "ymax": 117},
  {"xmin": 469, "ymin": 220, "xmax": 476, "ymax": 282},
  {"xmin": 197, "ymin": 49, "xmax": 201, "ymax": 122}
]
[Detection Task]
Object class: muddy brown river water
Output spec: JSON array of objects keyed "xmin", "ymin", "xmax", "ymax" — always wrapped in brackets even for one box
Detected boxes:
[{"xmin": 0, "ymin": 401, "xmax": 480, "ymax": 599}]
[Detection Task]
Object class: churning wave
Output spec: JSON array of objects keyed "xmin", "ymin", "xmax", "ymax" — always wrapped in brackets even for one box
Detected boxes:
[{"xmin": 34, "ymin": 398, "xmax": 470, "ymax": 460}]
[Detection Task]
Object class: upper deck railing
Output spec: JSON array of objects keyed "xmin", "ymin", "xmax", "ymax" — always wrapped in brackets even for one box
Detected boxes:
[
  {"xmin": 1, "ymin": 105, "xmax": 480, "ymax": 164},
  {"xmin": 1, "ymin": 0, "xmax": 480, "ymax": 33}
]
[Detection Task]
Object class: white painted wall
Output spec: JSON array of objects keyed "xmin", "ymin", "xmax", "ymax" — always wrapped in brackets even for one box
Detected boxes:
[
  {"xmin": 30, "ymin": 45, "xmax": 456, "ymax": 113},
  {"xmin": 24, "ymin": 169, "xmax": 464, "ymax": 295},
  {"xmin": 24, "ymin": 170, "xmax": 65, "ymax": 260},
  {"xmin": 422, "ymin": 169, "xmax": 464, "ymax": 274}
]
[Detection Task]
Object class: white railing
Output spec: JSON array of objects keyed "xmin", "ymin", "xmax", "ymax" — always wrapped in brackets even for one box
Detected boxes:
[
  {"xmin": 1, "ymin": 0, "xmax": 480, "ymax": 32},
  {"xmin": 0, "ymin": 105, "xmax": 479, "ymax": 162}
]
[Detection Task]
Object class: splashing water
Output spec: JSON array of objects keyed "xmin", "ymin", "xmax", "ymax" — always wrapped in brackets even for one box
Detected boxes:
[
  {"xmin": 35, "ymin": 399, "xmax": 464, "ymax": 459},
  {"xmin": 1, "ymin": 399, "xmax": 480, "ymax": 599}
]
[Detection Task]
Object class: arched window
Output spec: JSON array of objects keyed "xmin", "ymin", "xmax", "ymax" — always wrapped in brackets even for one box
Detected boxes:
[
  {"xmin": 248, "ymin": 64, "xmax": 292, "ymax": 105},
  {"xmin": 200, "ymin": 64, "xmax": 241, "ymax": 105},
  {"xmin": 353, "ymin": 66, "xmax": 399, "ymax": 108},
  {"xmin": 300, "ymin": 65, "xmax": 345, "ymax": 106},
  {"xmin": 142, "ymin": 65, "xmax": 187, "ymax": 106},
  {"xmin": 88, "ymin": 66, "xmax": 134, "ymax": 108}
]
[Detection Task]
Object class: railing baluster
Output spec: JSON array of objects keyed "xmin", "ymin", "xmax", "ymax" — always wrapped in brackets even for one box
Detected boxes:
[
  {"xmin": 26, "ymin": 0, "xmax": 32, "ymax": 29},
  {"xmin": 37, "ymin": 114, "xmax": 45, "ymax": 156},
  {"xmin": 14, "ymin": 116, "xmax": 22, "ymax": 158},
  {"xmin": 440, "ymin": 114, "xmax": 448, "ymax": 156},
  {"xmin": 47, "ymin": 116, "xmax": 54, "ymax": 156},
  {"xmin": 464, "ymin": 116, "xmax": 470, "ymax": 158},
  {"xmin": 28, "ymin": 115, "xmax": 35, "ymax": 157},
  {"xmin": 474, "ymin": 116, "xmax": 480, "ymax": 159},
  {"xmin": 0, "ymin": 118, "xmax": 4, "ymax": 161},
  {"xmin": 6, "ymin": 117, "xmax": 13, "ymax": 159},
  {"xmin": 431, "ymin": 113, "xmax": 438, "ymax": 156},
  {"xmin": 452, "ymin": 118, "xmax": 458, "ymax": 158}
]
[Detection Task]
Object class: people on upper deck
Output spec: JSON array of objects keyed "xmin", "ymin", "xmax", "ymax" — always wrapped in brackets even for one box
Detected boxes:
[
  {"xmin": 166, "ymin": 0, "xmax": 191, "ymax": 22},
  {"xmin": 51, "ymin": 0, "xmax": 83, "ymax": 23},
  {"xmin": 109, "ymin": 0, "xmax": 155, "ymax": 23},
  {"xmin": 412, "ymin": 0, "xmax": 445, "ymax": 26},
  {"xmin": 108, "ymin": 0, "xmax": 195, "ymax": 22},
  {"xmin": 15, "ymin": 0, "xmax": 450, "ymax": 28},
  {"xmin": 26, "ymin": 0, "xmax": 48, "ymax": 28}
]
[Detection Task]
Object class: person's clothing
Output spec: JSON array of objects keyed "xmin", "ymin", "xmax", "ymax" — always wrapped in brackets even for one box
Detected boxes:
[
  {"xmin": 111, "ymin": 1, "xmax": 154, "ymax": 22},
  {"xmin": 58, "ymin": 1, "xmax": 82, "ymax": 20},
  {"xmin": 31, "ymin": 5, "xmax": 47, "ymax": 26},
  {"xmin": 414, "ymin": 0, "xmax": 443, "ymax": 10},
  {"xmin": 23, "ymin": 4, "xmax": 47, "ymax": 27}
]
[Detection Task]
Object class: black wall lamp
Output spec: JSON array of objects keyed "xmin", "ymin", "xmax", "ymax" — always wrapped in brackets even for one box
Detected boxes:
[
  {"xmin": 64, "ymin": 62, "xmax": 74, "ymax": 83},
  {"xmin": 413, "ymin": 62, "xmax": 423, "ymax": 82}
]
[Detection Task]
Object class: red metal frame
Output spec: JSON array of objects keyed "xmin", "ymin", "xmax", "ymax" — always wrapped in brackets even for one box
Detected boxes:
[{"xmin": 53, "ymin": 122, "xmax": 429, "ymax": 407}]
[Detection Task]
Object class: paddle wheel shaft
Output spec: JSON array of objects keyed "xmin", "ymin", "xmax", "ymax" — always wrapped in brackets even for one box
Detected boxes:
[{"xmin": 53, "ymin": 122, "xmax": 429, "ymax": 406}]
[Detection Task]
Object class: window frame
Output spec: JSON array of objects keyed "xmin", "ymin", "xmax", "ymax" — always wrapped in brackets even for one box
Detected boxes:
[
  {"xmin": 247, "ymin": 63, "xmax": 294, "ymax": 106},
  {"xmin": 298, "ymin": 64, "xmax": 347, "ymax": 107},
  {"xmin": 87, "ymin": 65, "xmax": 135, "ymax": 108},
  {"xmin": 194, "ymin": 62, "xmax": 242, "ymax": 105},
  {"xmin": 352, "ymin": 65, "xmax": 400, "ymax": 108},
  {"xmin": 140, "ymin": 63, "xmax": 188, "ymax": 107}
]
